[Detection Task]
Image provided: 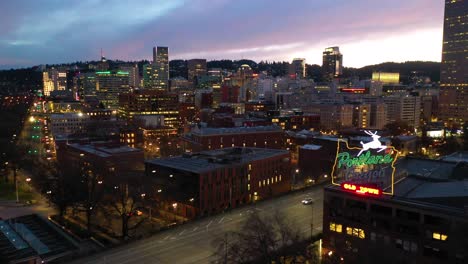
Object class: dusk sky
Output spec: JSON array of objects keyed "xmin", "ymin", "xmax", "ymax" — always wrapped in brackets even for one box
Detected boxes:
[{"xmin": 0, "ymin": 0, "xmax": 444, "ymax": 69}]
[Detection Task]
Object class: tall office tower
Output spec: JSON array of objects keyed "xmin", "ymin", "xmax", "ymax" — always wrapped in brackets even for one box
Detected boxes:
[
  {"xmin": 95, "ymin": 71, "xmax": 130, "ymax": 109},
  {"xmin": 152, "ymin": 46, "xmax": 169, "ymax": 90},
  {"xmin": 120, "ymin": 64, "xmax": 140, "ymax": 88},
  {"xmin": 322, "ymin": 46, "xmax": 343, "ymax": 81},
  {"xmin": 383, "ymin": 95, "xmax": 421, "ymax": 129},
  {"xmin": 439, "ymin": 0, "xmax": 468, "ymax": 125},
  {"xmin": 187, "ymin": 59, "xmax": 207, "ymax": 82},
  {"xmin": 289, "ymin": 58, "xmax": 306, "ymax": 79},
  {"xmin": 42, "ymin": 72, "xmax": 54, "ymax": 96}
]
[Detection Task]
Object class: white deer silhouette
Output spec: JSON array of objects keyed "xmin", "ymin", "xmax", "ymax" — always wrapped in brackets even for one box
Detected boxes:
[{"xmin": 357, "ymin": 130, "xmax": 387, "ymax": 156}]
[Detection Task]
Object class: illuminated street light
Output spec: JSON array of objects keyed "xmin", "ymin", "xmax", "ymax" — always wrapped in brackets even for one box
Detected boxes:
[
  {"xmin": 157, "ymin": 189, "xmax": 162, "ymax": 193},
  {"xmin": 141, "ymin": 193, "xmax": 146, "ymax": 198},
  {"xmin": 98, "ymin": 181, "xmax": 103, "ymax": 184},
  {"xmin": 169, "ymin": 174, "xmax": 173, "ymax": 178},
  {"xmin": 26, "ymin": 178, "xmax": 31, "ymax": 182},
  {"xmin": 328, "ymin": 251, "xmax": 333, "ymax": 257},
  {"xmin": 172, "ymin": 203, "xmax": 178, "ymax": 209},
  {"xmin": 46, "ymin": 190, "xmax": 52, "ymax": 194},
  {"xmin": 189, "ymin": 198, "xmax": 194, "ymax": 202},
  {"xmin": 29, "ymin": 116, "xmax": 35, "ymax": 122}
]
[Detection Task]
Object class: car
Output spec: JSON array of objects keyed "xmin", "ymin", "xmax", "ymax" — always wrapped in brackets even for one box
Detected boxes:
[{"xmin": 302, "ymin": 198, "xmax": 314, "ymax": 205}]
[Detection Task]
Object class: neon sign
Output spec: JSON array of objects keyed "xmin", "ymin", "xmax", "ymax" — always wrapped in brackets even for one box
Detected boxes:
[
  {"xmin": 331, "ymin": 131, "xmax": 399, "ymax": 195},
  {"xmin": 342, "ymin": 183, "xmax": 381, "ymax": 196},
  {"xmin": 337, "ymin": 151, "xmax": 393, "ymax": 168}
]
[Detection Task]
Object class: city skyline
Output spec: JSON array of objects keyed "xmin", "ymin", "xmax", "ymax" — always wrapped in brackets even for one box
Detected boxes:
[{"xmin": 0, "ymin": 0, "xmax": 444, "ymax": 69}]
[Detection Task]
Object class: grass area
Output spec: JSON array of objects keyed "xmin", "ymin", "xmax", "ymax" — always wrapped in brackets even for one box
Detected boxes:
[{"xmin": 0, "ymin": 180, "xmax": 35, "ymax": 202}]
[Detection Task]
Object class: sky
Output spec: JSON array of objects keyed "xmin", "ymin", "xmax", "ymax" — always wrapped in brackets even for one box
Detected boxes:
[{"xmin": 0, "ymin": 0, "xmax": 445, "ymax": 69}]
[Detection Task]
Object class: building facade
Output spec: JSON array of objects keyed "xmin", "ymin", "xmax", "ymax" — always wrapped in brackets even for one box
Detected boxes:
[
  {"xmin": 153, "ymin": 46, "xmax": 169, "ymax": 90},
  {"xmin": 322, "ymin": 47, "xmax": 343, "ymax": 81},
  {"xmin": 439, "ymin": 0, "xmax": 468, "ymax": 125},
  {"xmin": 145, "ymin": 147, "xmax": 291, "ymax": 218},
  {"xmin": 95, "ymin": 71, "xmax": 130, "ymax": 109},
  {"xmin": 118, "ymin": 89, "xmax": 180, "ymax": 128},
  {"xmin": 187, "ymin": 59, "xmax": 207, "ymax": 82},
  {"xmin": 182, "ymin": 125, "xmax": 285, "ymax": 152}
]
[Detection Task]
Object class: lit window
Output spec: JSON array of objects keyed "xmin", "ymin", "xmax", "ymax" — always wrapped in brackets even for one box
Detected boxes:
[
  {"xmin": 432, "ymin": 232, "xmax": 448, "ymax": 241},
  {"xmin": 330, "ymin": 222, "xmax": 342, "ymax": 233},
  {"xmin": 346, "ymin": 227, "xmax": 365, "ymax": 239}
]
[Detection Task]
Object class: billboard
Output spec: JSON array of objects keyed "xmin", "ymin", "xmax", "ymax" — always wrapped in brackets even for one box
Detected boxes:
[{"xmin": 331, "ymin": 131, "xmax": 398, "ymax": 195}]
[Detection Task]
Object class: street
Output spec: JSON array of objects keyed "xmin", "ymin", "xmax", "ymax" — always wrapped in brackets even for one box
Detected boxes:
[{"xmin": 73, "ymin": 186, "xmax": 324, "ymax": 264}]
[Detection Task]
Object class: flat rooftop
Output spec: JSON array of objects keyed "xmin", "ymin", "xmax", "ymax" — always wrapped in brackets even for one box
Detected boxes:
[
  {"xmin": 327, "ymin": 157, "xmax": 468, "ymax": 213},
  {"xmin": 0, "ymin": 214, "xmax": 77, "ymax": 263},
  {"xmin": 190, "ymin": 125, "xmax": 282, "ymax": 136},
  {"xmin": 68, "ymin": 143, "xmax": 141, "ymax": 158},
  {"xmin": 441, "ymin": 151, "xmax": 468, "ymax": 163},
  {"xmin": 146, "ymin": 147, "xmax": 289, "ymax": 174}
]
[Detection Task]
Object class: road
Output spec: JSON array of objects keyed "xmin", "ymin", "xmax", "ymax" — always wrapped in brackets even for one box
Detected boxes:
[{"xmin": 73, "ymin": 186, "xmax": 324, "ymax": 264}]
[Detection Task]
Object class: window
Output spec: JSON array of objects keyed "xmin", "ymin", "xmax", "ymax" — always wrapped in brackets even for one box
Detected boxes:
[
  {"xmin": 432, "ymin": 232, "xmax": 448, "ymax": 241},
  {"xmin": 346, "ymin": 227, "xmax": 365, "ymax": 239},
  {"xmin": 329, "ymin": 222, "xmax": 342, "ymax": 233}
]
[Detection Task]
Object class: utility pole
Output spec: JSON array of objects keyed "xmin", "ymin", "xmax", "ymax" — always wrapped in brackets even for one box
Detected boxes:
[{"xmin": 310, "ymin": 201, "xmax": 314, "ymax": 240}]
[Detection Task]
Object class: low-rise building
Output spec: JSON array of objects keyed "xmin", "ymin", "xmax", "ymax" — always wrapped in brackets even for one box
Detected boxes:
[
  {"xmin": 322, "ymin": 157, "xmax": 468, "ymax": 263},
  {"xmin": 182, "ymin": 125, "xmax": 284, "ymax": 152},
  {"xmin": 145, "ymin": 147, "xmax": 291, "ymax": 218}
]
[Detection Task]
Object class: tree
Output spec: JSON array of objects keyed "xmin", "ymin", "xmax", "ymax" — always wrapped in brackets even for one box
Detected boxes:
[
  {"xmin": 70, "ymin": 161, "xmax": 106, "ymax": 235},
  {"xmin": 104, "ymin": 183, "xmax": 147, "ymax": 240},
  {"xmin": 384, "ymin": 121, "xmax": 413, "ymax": 136},
  {"xmin": 212, "ymin": 211, "xmax": 315, "ymax": 264},
  {"xmin": 38, "ymin": 161, "xmax": 81, "ymax": 218}
]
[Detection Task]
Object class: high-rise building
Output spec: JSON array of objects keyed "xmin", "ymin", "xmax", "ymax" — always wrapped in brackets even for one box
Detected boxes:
[
  {"xmin": 152, "ymin": 46, "xmax": 169, "ymax": 90},
  {"xmin": 187, "ymin": 59, "xmax": 207, "ymax": 82},
  {"xmin": 95, "ymin": 71, "xmax": 130, "ymax": 109},
  {"xmin": 42, "ymin": 72, "xmax": 54, "ymax": 96},
  {"xmin": 118, "ymin": 89, "xmax": 180, "ymax": 128},
  {"xmin": 322, "ymin": 47, "xmax": 343, "ymax": 81},
  {"xmin": 120, "ymin": 64, "xmax": 140, "ymax": 88},
  {"xmin": 289, "ymin": 58, "xmax": 306, "ymax": 79},
  {"xmin": 439, "ymin": 0, "xmax": 468, "ymax": 125},
  {"xmin": 383, "ymin": 95, "xmax": 421, "ymax": 129}
]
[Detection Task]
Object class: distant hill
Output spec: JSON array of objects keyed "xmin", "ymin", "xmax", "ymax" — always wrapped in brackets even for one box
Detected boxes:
[
  {"xmin": 0, "ymin": 60, "xmax": 441, "ymax": 93},
  {"xmin": 345, "ymin": 61, "xmax": 441, "ymax": 83}
]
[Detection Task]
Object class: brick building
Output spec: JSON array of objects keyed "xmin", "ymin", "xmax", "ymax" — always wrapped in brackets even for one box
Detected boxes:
[
  {"xmin": 182, "ymin": 125, "xmax": 284, "ymax": 152},
  {"xmin": 322, "ymin": 157, "xmax": 468, "ymax": 263},
  {"xmin": 145, "ymin": 147, "xmax": 291, "ymax": 218}
]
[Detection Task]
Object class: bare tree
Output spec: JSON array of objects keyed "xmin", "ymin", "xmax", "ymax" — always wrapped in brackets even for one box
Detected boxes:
[
  {"xmin": 38, "ymin": 160, "xmax": 81, "ymax": 218},
  {"xmin": 212, "ymin": 211, "xmax": 316, "ymax": 264},
  {"xmin": 104, "ymin": 183, "xmax": 146, "ymax": 240}
]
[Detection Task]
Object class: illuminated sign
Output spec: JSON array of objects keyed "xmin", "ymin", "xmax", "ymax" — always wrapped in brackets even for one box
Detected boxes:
[
  {"xmin": 340, "ymin": 88, "xmax": 366, "ymax": 94},
  {"xmin": 331, "ymin": 131, "xmax": 398, "ymax": 195},
  {"xmin": 341, "ymin": 183, "xmax": 381, "ymax": 196}
]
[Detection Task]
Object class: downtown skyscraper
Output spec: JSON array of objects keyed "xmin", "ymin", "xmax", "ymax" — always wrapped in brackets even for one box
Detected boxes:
[
  {"xmin": 153, "ymin": 46, "xmax": 169, "ymax": 90},
  {"xmin": 439, "ymin": 0, "xmax": 468, "ymax": 125},
  {"xmin": 322, "ymin": 46, "xmax": 343, "ymax": 81}
]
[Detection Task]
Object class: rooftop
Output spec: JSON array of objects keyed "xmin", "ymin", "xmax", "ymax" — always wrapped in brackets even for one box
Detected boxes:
[
  {"xmin": 68, "ymin": 143, "xmax": 141, "ymax": 158},
  {"xmin": 441, "ymin": 151, "xmax": 468, "ymax": 163},
  {"xmin": 0, "ymin": 214, "xmax": 77, "ymax": 263},
  {"xmin": 146, "ymin": 147, "xmax": 289, "ymax": 174},
  {"xmin": 190, "ymin": 125, "xmax": 282, "ymax": 136}
]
